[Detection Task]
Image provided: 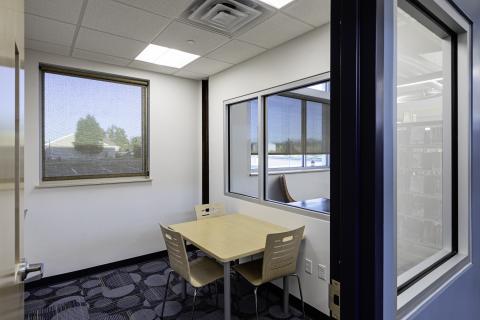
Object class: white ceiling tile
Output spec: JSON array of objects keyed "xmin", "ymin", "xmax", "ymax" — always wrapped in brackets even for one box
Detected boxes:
[
  {"xmin": 183, "ymin": 57, "xmax": 232, "ymax": 75},
  {"xmin": 152, "ymin": 21, "xmax": 229, "ymax": 56},
  {"xmin": 73, "ymin": 49, "xmax": 131, "ymax": 66},
  {"xmin": 237, "ymin": 12, "xmax": 313, "ymax": 49},
  {"xmin": 26, "ymin": 14, "xmax": 76, "ymax": 46},
  {"xmin": 75, "ymin": 28, "xmax": 146, "ymax": 59},
  {"xmin": 174, "ymin": 70, "xmax": 208, "ymax": 80},
  {"xmin": 129, "ymin": 60, "xmax": 177, "ymax": 74},
  {"xmin": 83, "ymin": 0, "xmax": 170, "ymax": 42},
  {"xmin": 25, "ymin": 0, "xmax": 84, "ymax": 24},
  {"xmin": 26, "ymin": 39, "xmax": 71, "ymax": 56},
  {"xmin": 114, "ymin": 0, "xmax": 194, "ymax": 18},
  {"xmin": 282, "ymin": 0, "xmax": 330, "ymax": 27},
  {"xmin": 207, "ymin": 40, "xmax": 266, "ymax": 64}
]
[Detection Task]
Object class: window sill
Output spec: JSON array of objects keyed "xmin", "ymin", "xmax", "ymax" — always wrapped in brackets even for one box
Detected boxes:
[
  {"xmin": 225, "ymin": 191, "xmax": 331, "ymax": 221},
  {"xmin": 250, "ymin": 168, "xmax": 330, "ymax": 176},
  {"xmin": 36, "ymin": 176, "xmax": 152, "ymax": 189},
  {"xmin": 397, "ymin": 253, "xmax": 470, "ymax": 319}
]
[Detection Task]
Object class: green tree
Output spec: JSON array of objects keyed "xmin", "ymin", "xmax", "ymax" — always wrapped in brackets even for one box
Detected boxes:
[
  {"xmin": 130, "ymin": 136, "xmax": 143, "ymax": 158},
  {"xmin": 74, "ymin": 114, "xmax": 104, "ymax": 154},
  {"xmin": 106, "ymin": 125, "xmax": 129, "ymax": 151}
]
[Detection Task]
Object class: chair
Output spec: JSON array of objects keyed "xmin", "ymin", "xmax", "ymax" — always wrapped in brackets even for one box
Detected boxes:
[
  {"xmin": 194, "ymin": 203, "xmax": 226, "ymax": 220},
  {"xmin": 233, "ymin": 226, "xmax": 305, "ymax": 319},
  {"xmin": 191, "ymin": 203, "xmax": 226, "ymax": 258},
  {"xmin": 159, "ymin": 224, "xmax": 224, "ymax": 320},
  {"xmin": 280, "ymin": 174, "xmax": 296, "ymax": 203}
]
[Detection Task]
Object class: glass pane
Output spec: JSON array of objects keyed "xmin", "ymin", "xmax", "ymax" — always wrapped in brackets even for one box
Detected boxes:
[
  {"xmin": 265, "ymin": 82, "xmax": 331, "ymax": 213},
  {"xmin": 396, "ymin": 7, "xmax": 452, "ymax": 285},
  {"xmin": 267, "ymin": 95, "xmax": 302, "ymax": 169},
  {"xmin": 228, "ymin": 99, "xmax": 258, "ymax": 198},
  {"xmin": 43, "ymin": 72, "xmax": 145, "ymax": 179},
  {"xmin": 306, "ymin": 101, "xmax": 330, "ymax": 167}
]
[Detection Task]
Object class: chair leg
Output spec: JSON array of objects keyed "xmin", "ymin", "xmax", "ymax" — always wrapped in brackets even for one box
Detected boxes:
[
  {"xmin": 215, "ymin": 280, "xmax": 219, "ymax": 308},
  {"xmin": 254, "ymin": 287, "xmax": 259, "ymax": 320},
  {"xmin": 192, "ymin": 288, "xmax": 198, "ymax": 320},
  {"xmin": 292, "ymin": 274, "xmax": 305, "ymax": 319},
  {"xmin": 160, "ymin": 270, "xmax": 174, "ymax": 320}
]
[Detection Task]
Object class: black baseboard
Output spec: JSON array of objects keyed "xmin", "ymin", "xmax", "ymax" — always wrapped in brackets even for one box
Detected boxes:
[
  {"xmin": 25, "ymin": 249, "xmax": 177, "ymax": 290},
  {"xmin": 264, "ymin": 282, "xmax": 330, "ymax": 320}
]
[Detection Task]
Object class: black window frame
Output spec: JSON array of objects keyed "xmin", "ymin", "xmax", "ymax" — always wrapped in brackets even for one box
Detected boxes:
[
  {"xmin": 40, "ymin": 64, "xmax": 150, "ymax": 182},
  {"xmin": 396, "ymin": 0, "xmax": 459, "ymax": 294}
]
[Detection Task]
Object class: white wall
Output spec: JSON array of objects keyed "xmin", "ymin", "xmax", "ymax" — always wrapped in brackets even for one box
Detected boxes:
[
  {"xmin": 209, "ymin": 25, "xmax": 331, "ymax": 314},
  {"xmin": 24, "ymin": 50, "xmax": 202, "ymax": 277}
]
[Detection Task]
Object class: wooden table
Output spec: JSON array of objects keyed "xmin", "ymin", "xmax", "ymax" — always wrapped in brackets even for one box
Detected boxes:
[{"xmin": 169, "ymin": 214, "xmax": 293, "ymax": 320}]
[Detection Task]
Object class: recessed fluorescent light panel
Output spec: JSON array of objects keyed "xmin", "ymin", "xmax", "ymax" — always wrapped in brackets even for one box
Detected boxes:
[
  {"xmin": 258, "ymin": 0, "xmax": 295, "ymax": 9},
  {"xmin": 135, "ymin": 44, "xmax": 200, "ymax": 68}
]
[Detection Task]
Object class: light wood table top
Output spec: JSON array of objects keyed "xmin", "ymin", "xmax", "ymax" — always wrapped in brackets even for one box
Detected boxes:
[{"xmin": 169, "ymin": 214, "xmax": 290, "ymax": 263}]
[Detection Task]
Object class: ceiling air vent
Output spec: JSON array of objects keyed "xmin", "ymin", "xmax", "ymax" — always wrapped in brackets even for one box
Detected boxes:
[{"xmin": 181, "ymin": 0, "xmax": 274, "ymax": 36}]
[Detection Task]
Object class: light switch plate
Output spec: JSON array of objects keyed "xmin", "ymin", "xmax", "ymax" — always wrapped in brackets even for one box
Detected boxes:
[
  {"xmin": 318, "ymin": 264, "xmax": 327, "ymax": 280},
  {"xmin": 305, "ymin": 259, "xmax": 313, "ymax": 274}
]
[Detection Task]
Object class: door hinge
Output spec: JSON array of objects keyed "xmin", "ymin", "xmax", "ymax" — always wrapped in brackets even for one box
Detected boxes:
[{"xmin": 329, "ymin": 279, "xmax": 341, "ymax": 319}]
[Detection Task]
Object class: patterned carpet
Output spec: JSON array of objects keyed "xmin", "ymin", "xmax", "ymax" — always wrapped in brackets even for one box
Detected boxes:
[{"xmin": 24, "ymin": 253, "xmax": 310, "ymax": 320}]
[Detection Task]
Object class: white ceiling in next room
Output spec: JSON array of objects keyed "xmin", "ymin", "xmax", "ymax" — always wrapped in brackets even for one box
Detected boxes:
[{"xmin": 25, "ymin": 0, "xmax": 330, "ymax": 80}]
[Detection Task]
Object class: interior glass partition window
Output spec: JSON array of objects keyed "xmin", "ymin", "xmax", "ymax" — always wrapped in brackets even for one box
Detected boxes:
[
  {"xmin": 225, "ymin": 77, "xmax": 331, "ymax": 214},
  {"xmin": 227, "ymin": 99, "xmax": 258, "ymax": 198},
  {"xmin": 396, "ymin": 4, "xmax": 456, "ymax": 291},
  {"xmin": 265, "ymin": 82, "xmax": 331, "ymax": 212},
  {"xmin": 41, "ymin": 66, "xmax": 149, "ymax": 181}
]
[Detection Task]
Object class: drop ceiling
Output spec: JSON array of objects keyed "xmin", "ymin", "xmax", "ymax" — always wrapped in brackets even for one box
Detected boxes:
[{"xmin": 25, "ymin": 0, "xmax": 330, "ymax": 80}]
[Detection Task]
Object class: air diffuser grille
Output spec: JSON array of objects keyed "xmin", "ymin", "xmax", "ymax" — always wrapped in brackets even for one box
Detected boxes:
[{"xmin": 181, "ymin": 0, "xmax": 274, "ymax": 36}]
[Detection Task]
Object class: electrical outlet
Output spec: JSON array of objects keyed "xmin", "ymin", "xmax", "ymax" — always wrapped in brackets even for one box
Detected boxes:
[
  {"xmin": 305, "ymin": 259, "xmax": 313, "ymax": 274},
  {"xmin": 318, "ymin": 264, "xmax": 327, "ymax": 280}
]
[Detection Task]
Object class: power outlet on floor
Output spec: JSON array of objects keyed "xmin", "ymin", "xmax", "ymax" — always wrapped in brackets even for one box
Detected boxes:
[
  {"xmin": 305, "ymin": 259, "xmax": 313, "ymax": 274},
  {"xmin": 318, "ymin": 264, "xmax": 327, "ymax": 280}
]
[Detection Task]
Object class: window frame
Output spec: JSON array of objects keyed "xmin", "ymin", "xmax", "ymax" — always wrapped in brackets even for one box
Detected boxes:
[
  {"xmin": 395, "ymin": 0, "xmax": 459, "ymax": 294},
  {"xmin": 224, "ymin": 73, "xmax": 331, "ymax": 218},
  {"xmin": 260, "ymin": 92, "xmax": 331, "ymax": 173},
  {"xmin": 39, "ymin": 64, "xmax": 150, "ymax": 182}
]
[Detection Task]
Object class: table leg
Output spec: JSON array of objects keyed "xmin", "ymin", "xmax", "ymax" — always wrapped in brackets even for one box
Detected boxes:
[
  {"xmin": 182, "ymin": 278, "xmax": 187, "ymax": 300},
  {"xmin": 224, "ymin": 262, "xmax": 231, "ymax": 320},
  {"xmin": 283, "ymin": 276, "xmax": 289, "ymax": 314}
]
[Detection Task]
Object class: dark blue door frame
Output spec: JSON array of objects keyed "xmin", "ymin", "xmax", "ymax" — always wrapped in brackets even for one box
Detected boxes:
[{"xmin": 330, "ymin": 0, "xmax": 385, "ymax": 318}]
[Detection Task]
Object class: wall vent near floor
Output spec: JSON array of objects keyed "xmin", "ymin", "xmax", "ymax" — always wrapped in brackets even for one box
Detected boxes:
[{"xmin": 180, "ymin": 0, "xmax": 275, "ymax": 36}]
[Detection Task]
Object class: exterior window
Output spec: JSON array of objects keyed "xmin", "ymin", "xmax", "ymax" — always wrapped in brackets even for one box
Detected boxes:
[
  {"xmin": 306, "ymin": 100, "xmax": 330, "ymax": 168},
  {"xmin": 266, "ymin": 95, "xmax": 303, "ymax": 170},
  {"xmin": 41, "ymin": 65, "xmax": 149, "ymax": 181},
  {"xmin": 396, "ymin": 4, "xmax": 457, "ymax": 292},
  {"xmin": 227, "ymin": 99, "xmax": 258, "ymax": 198},
  {"xmin": 265, "ymin": 83, "xmax": 331, "ymax": 173}
]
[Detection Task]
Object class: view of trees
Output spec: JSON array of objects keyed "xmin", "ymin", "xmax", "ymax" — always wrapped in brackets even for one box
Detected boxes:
[
  {"xmin": 106, "ymin": 125, "xmax": 129, "ymax": 151},
  {"xmin": 73, "ymin": 114, "xmax": 142, "ymax": 157},
  {"xmin": 73, "ymin": 115, "xmax": 105, "ymax": 154},
  {"xmin": 130, "ymin": 136, "xmax": 143, "ymax": 158}
]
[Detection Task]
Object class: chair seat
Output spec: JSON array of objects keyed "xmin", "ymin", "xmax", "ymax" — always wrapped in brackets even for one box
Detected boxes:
[
  {"xmin": 233, "ymin": 258, "xmax": 264, "ymax": 287},
  {"xmin": 189, "ymin": 257, "xmax": 224, "ymax": 288}
]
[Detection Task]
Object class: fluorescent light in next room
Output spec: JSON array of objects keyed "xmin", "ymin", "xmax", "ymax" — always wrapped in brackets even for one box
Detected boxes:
[
  {"xmin": 258, "ymin": 0, "xmax": 295, "ymax": 9},
  {"xmin": 135, "ymin": 44, "xmax": 199, "ymax": 68}
]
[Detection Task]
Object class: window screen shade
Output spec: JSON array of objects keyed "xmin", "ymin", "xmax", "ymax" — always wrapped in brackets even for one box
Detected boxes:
[{"xmin": 41, "ymin": 65, "xmax": 148, "ymax": 180}]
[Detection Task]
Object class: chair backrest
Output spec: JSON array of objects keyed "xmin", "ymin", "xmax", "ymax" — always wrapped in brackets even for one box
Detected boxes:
[
  {"xmin": 194, "ymin": 203, "xmax": 225, "ymax": 220},
  {"xmin": 280, "ymin": 174, "xmax": 296, "ymax": 203},
  {"xmin": 262, "ymin": 226, "xmax": 305, "ymax": 283},
  {"xmin": 159, "ymin": 224, "xmax": 190, "ymax": 282}
]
